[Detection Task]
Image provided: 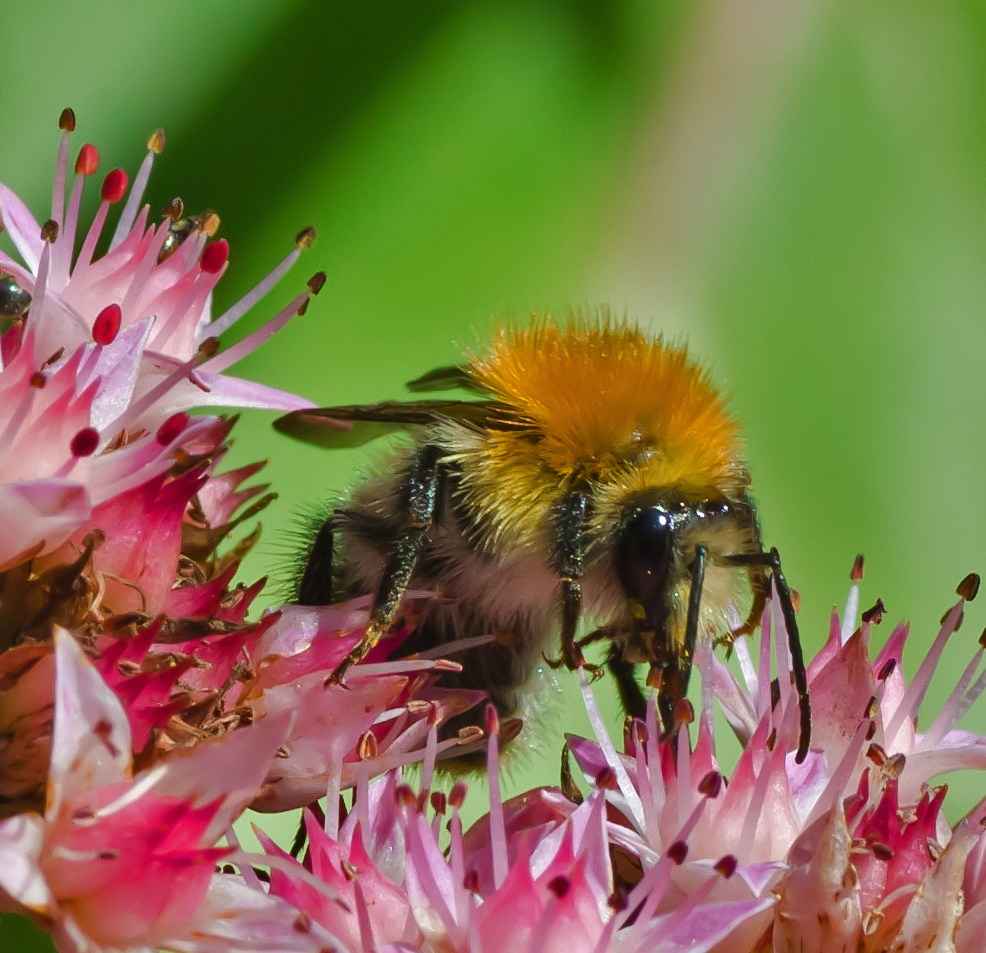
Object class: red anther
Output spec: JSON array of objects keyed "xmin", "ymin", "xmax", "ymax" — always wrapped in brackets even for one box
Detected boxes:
[
  {"xmin": 101, "ymin": 169, "xmax": 128, "ymax": 203},
  {"xmin": 41, "ymin": 219, "xmax": 59, "ymax": 243},
  {"xmin": 463, "ymin": 870, "xmax": 481, "ymax": 894},
  {"xmin": 75, "ymin": 143, "xmax": 100, "ymax": 176},
  {"xmin": 92, "ymin": 304, "xmax": 122, "ymax": 345},
  {"xmin": 595, "ymin": 767, "xmax": 617, "ymax": 791},
  {"xmin": 308, "ymin": 271, "xmax": 327, "ymax": 295},
  {"xmin": 607, "ymin": 887, "xmax": 628, "ymax": 912},
  {"xmin": 698, "ymin": 771, "xmax": 723, "ymax": 798},
  {"xmin": 714, "ymin": 855, "xmax": 738, "ymax": 878},
  {"xmin": 673, "ymin": 697, "xmax": 694, "ymax": 726},
  {"xmin": 667, "ymin": 841, "xmax": 688, "ymax": 865},
  {"xmin": 430, "ymin": 791, "xmax": 447, "ymax": 815},
  {"xmin": 958, "ymin": 573, "xmax": 981, "ymax": 602},
  {"xmin": 449, "ymin": 781, "xmax": 468, "ymax": 810},
  {"xmin": 851, "ymin": 554, "xmax": 865, "ymax": 581},
  {"xmin": 547, "ymin": 876, "xmax": 570, "ymax": 899},
  {"xmin": 865, "ymin": 743, "xmax": 887, "ymax": 766},
  {"xmin": 30, "ymin": 372, "xmax": 46, "ymax": 389},
  {"xmin": 70, "ymin": 427, "xmax": 100, "ymax": 457},
  {"xmin": 200, "ymin": 239, "xmax": 229, "ymax": 274},
  {"xmin": 156, "ymin": 412, "xmax": 189, "ymax": 446},
  {"xmin": 484, "ymin": 704, "xmax": 500, "ymax": 736},
  {"xmin": 59, "ymin": 108, "xmax": 76, "ymax": 132},
  {"xmin": 877, "ymin": 658, "xmax": 897, "ymax": 681},
  {"xmin": 394, "ymin": 784, "xmax": 417, "ymax": 808}
]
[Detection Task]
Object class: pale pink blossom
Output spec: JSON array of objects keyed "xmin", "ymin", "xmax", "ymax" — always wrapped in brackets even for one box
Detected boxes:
[{"xmin": 565, "ymin": 570, "xmax": 986, "ymax": 951}]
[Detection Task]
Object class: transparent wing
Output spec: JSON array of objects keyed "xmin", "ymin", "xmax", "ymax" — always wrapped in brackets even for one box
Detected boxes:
[{"xmin": 274, "ymin": 400, "xmax": 513, "ymax": 449}]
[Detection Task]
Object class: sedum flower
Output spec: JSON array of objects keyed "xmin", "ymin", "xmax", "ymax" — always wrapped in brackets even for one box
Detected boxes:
[
  {"xmin": 565, "ymin": 565, "xmax": 986, "ymax": 952},
  {"xmin": 0, "ymin": 109, "xmax": 319, "ymax": 819},
  {"xmin": 0, "ymin": 110, "xmax": 315, "ymax": 576},
  {"xmin": 0, "ymin": 111, "xmax": 489, "ymax": 952},
  {"xmin": 244, "ymin": 567, "xmax": 986, "ymax": 953},
  {"xmin": 0, "ymin": 629, "xmax": 304, "ymax": 952},
  {"xmin": 0, "ymin": 112, "xmax": 481, "ymax": 828}
]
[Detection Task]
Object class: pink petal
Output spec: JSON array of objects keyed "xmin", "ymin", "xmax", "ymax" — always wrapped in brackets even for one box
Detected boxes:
[{"xmin": 0, "ymin": 480, "xmax": 90, "ymax": 569}]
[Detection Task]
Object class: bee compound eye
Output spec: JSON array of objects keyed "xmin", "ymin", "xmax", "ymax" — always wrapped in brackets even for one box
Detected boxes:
[{"xmin": 616, "ymin": 506, "xmax": 673, "ymax": 630}]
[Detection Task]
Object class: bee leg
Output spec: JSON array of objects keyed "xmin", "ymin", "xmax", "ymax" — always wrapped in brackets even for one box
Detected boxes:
[
  {"xmin": 327, "ymin": 443, "xmax": 444, "ymax": 685},
  {"xmin": 724, "ymin": 547, "xmax": 811, "ymax": 763},
  {"xmin": 678, "ymin": 543, "xmax": 707, "ymax": 701},
  {"xmin": 607, "ymin": 646, "xmax": 647, "ymax": 719},
  {"xmin": 769, "ymin": 550, "xmax": 811, "ymax": 764},
  {"xmin": 652, "ymin": 543, "xmax": 707, "ymax": 740},
  {"xmin": 548, "ymin": 488, "xmax": 593, "ymax": 672},
  {"xmin": 296, "ymin": 520, "xmax": 335, "ymax": 606}
]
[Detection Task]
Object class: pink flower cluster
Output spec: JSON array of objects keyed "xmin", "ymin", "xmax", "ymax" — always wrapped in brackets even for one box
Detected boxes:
[
  {"xmin": 0, "ymin": 112, "xmax": 483, "ymax": 948},
  {"xmin": 4, "ymin": 113, "xmax": 986, "ymax": 953}
]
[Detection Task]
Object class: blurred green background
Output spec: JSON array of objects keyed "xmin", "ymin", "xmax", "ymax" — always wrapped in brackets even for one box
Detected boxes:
[{"xmin": 4, "ymin": 0, "xmax": 986, "ymax": 946}]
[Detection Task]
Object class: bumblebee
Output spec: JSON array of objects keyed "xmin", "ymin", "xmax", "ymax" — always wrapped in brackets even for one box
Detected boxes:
[{"xmin": 275, "ymin": 315, "xmax": 810, "ymax": 761}]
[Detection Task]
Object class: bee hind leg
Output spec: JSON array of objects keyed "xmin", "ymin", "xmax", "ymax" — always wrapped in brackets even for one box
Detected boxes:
[
  {"xmin": 296, "ymin": 520, "xmax": 335, "ymax": 606},
  {"xmin": 326, "ymin": 443, "xmax": 445, "ymax": 685}
]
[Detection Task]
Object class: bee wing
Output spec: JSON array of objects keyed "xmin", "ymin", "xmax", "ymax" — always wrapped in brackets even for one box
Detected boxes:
[
  {"xmin": 405, "ymin": 364, "xmax": 488, "ymax": 394},
  {"xmin": 274, "ymin": 400, "xmax": 510, "ymax": 449}
]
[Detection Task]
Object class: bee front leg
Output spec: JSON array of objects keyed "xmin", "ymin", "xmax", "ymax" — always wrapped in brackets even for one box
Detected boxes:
[
  {"xmin": 548, "ymin": 488, "xmax": 599, "ymax": 673},
  {"xmin": 326, "ymin": 443, "xmax": 444, "ymax": 685},
  {"xmin": 724, "ymin": 547, "xmax": 811, "ymax": 763}
]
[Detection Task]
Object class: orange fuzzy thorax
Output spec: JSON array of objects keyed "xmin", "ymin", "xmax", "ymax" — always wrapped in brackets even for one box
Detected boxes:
[{"xmin": 467, "ymin": 319, "xmax": 742, "ymax": 491}]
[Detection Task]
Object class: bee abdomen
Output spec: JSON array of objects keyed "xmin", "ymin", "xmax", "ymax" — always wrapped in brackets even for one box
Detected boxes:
[{"xmin": 399, "ymin": 599, "xmax": 551, "ymax": 742}]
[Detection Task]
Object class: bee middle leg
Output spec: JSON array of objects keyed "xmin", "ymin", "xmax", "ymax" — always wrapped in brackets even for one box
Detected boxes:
[{"xmin": 327, "ymin": 443, "xmax": 445, "ymax": 684}]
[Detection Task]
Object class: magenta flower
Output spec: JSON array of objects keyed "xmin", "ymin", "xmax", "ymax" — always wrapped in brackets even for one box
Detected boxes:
[
  {"xmin": 0, "ymin": 629, "xmax": 303, "ymax": 952},
  {"xmin": 0, "ymin": 111, "xmax": 315, "ymax": 575},
  {"xmin": 226, "ymin": 570, "xmax": 986, "ymax": 953},
  {"xmin": 0, "ymin": 109, "xmax": 325, "ymax": 818},
  {"xmin": 565, "ymin": 570, "xmax": 986, "ymax": 951},
  {"xmin": 0, "ymin": 113, "xmax": 481, "ymax": 833}
]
